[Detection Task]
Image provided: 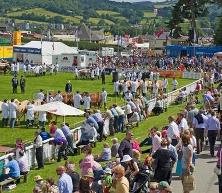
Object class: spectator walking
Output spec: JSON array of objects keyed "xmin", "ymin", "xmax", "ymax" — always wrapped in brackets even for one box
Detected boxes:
[{"xmin": 33, "ymin": 131, "xmax": 44, "ymax": 169}]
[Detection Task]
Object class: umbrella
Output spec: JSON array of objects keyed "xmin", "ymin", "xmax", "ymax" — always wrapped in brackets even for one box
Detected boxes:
[{"xmin": 34, "ymin": 101, "xmax": 84, "ymax": 121}]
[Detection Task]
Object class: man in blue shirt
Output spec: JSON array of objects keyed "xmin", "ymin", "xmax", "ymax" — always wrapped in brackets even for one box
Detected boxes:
[
  {"xmin": 56, "ymin": 166, "xmax": 73, "ymax": 193},
  {"xmin": 206, "ymin": 111, "xmax": 221, "ymax": 157},
  {"xmin": 0, "ymin": 155, "xmax": 20, "ymax": 182}
]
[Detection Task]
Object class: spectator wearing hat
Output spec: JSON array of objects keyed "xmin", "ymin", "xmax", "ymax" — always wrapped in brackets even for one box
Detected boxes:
[
  {"xmin": 56, "ymin": 166, "xmax": 73, "ymax": 193},
  {"xmin": 33, "ymin": 175, "xmax": 46, "ymax": 193},
  {"xmin": 65, "ymin": 161, "xmax": 80, "ymax": 193},
  {"xmin": 79, "ymin": 169, "xmax": 99, "ymax": 193},
  {"xmin": 103, "ymin": 168, "xmax": 113, "ymax": 193},
  {"xmin": 159, "ymin": 181, "xmax": 172, "ymax": 192},
  {"xmin": 121, "ymin": 155, "xmax": 139, "ymax": 183},
  {"xmin": 112, "ymin": 165, "xmax": 129, "ymax": 193}
]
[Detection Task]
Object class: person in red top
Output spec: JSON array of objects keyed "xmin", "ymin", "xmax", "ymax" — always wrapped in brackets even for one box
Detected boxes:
[{"xmin": 49, "ymin": 121, "xmax": 57, "ymax": 136}]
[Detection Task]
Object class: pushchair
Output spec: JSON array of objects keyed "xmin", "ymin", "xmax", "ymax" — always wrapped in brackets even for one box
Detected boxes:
[{"xmin": 130, "ymin": 168, "xmax": 154, "ymax": 193}]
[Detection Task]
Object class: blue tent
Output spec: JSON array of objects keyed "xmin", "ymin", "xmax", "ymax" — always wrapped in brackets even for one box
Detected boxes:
[{"xmin": 165, "ymin": 45, "xmax": 222, "ymax": 57}]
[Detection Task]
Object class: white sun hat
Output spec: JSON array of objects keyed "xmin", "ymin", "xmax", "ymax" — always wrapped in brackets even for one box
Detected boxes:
[{"xmin": 121, "ymin": 154, "xmax": 132, "ymax": 162}]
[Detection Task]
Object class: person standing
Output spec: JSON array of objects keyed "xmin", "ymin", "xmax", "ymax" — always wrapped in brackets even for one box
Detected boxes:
[
  {"xmin": 9, "ymin": 99, "xmax": 17, "ymax": 128},
  {"xmin": 26, "ymin": 101, "xmax": 35, "ymax": 128},
  {"xmin": 54, "ymin": 90, "xmax": 63, "ymax": 102},
  {"xmin": 152, "ymin": 138, "xmax": 176, "ymax": 184},
  {"xmin": 65, "ymin": 161, "xmax": 80, "ymax": 193},
  {"xmin": 65, "ymin": 81, "xmax": 72, "ymax": 93},
  {"xmin": 192, "ymin": 110, "xmax": 208, "ymax": 154},
  {"xmin": 38, "ymin": 102, "xmax": 47, "ymax": 128},
  {"xmin": 172, "ymin": 77, "xmax": 178, "ymax": 91},
  {"xmin": 101, "ymin": 88, "xmax": 107, "ymax": 109},
  {"xmin": 101, "ymin": 70, "xmax": 106, "ymax": 85},
  {"xmin": 1, "ymin": 99, "xmax": 9, "ymax": 127},
  {"xmin": 61, "ymin": 123, "xmax": 75, "ymax": 151},
  {"xmin": 33, "ymin": 131, "xmax": 44, "ymax": 169},
  {"xmin": 82, "ymin": 92, "xmax": 91, "ymax": 111},
  {"xmin": 162, "ymin": 77, "xmax": 168, "ymax": 93},
  {"xmin": 36, "ymin": 89, "xmax": 45, "ymax": 101},
  {"xmin": 73, "ymin": 91, "xmax": 82, "ymax": 109},
  {"xmin": 167, "ymin": 116, "xmax": 180, "ymax": 146},
  {"xmin": 20, "ymin": 75, "xmax": 26, "ymax": 94},
  {"xmin": 206, "ymin": 111, "xmax": 221, "ymax": 157},
  {"xmin": 11, "ymin": 76, "xmax": 19, "ymax": 94},
  {"xmin": 118, "ymin": 131, "xmax": 133, "ymax": 160},
  {"xmin": 56, "ymin": 166, "xmax": 73, "ymax": 193}
]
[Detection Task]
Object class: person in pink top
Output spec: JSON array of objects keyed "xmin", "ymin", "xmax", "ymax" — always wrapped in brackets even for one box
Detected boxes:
[{"xmin": 80, "ymin": 145, "xmax": 104, "ymax": 180}]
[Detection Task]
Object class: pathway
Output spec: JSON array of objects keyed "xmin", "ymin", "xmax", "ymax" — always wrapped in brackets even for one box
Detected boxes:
[{"xmin": 171, "ymin": 145, "xmax": 219, "ymax": 193}]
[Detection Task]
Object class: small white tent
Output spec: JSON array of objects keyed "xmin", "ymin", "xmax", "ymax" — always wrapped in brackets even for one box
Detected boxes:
[
  {"xmin": 14, "ymin": 41, "xmax": 78, "ymax": 65},
  {"xmin": 34, "ymin": 101, "xmax": 84, "ymax": 116}
]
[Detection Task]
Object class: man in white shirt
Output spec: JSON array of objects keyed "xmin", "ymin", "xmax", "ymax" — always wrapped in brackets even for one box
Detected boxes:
[
  {"xmin": 82, "ymin": 92, "xmax": 91, "ymax": 111},
  {"xmin": 122, "ymin": 80, "xmax": 128, "ymax": 96},
  {"xmin": 54, "ymin": 90, "xmax": 63, "ymax": 102},
  {"xmin": 9, "ymin": 99, "xmax": 17, "ymax": 128},
  {"xmin": 151, "ymin": 127, "xmax": 162, "ymax": 154},
  {"xmin": 114, "ymin": 104, "xmax": 125, "ymax": 132},
  {"xmin": 131, "ymin": 80, "xmax": 137, "ymax": 98},
  {"xmin": 162, "ymin": 77, "xmax": 168, "ymax": 93},
  {"xmin": 167, "ymin": 116, "xmax": 180, "ymax": 146},
  {"xmin": 26, "ymin": 101, "xmax": 35, "ymax": 128},
  {"xmin": 172, "ymin": 77, "xmax": 178, "ymax": 91},
  {"xmin": 33, "ymin": 131, "xmax": 44, "ymax": 169},
  {"xmin": 142, "ymin": 80, "xmax": 148, "ymax": 96},
  {"xmin": 38, "ymin": 102, "xmax": 47, "ymax": 128},
  {"xmin": 114, "ymin": 81, "xmax": 120, "ymax": 96},
  {"xmin": 36, "ymin": 89, "xmax": 45, "ymax": 101},
  {"xmin": 178, "ymin": 113, "xmax": 189, "ymax": 133},
  {"xmin": 1, "ymin": 99, "xmax": 9, "ymax": 127},
  {"xmin": 101, "ymin": 88, "xmax": 107, "ymax": 109},
  {"xmin": 73, "ymin": 91, "xmax": 82, "ymax": 109}
]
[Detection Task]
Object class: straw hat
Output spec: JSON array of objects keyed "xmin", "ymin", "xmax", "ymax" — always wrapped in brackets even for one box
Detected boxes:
[
  {"xmin": 121, "ymin": 155, "xmax": 132, "ymax": 162},
  {"xmin": 84, "ymin": 170, "xmax": 94, "ymax": 179},
  {"xmin": 34, "ymin": 175, "xmax": 43, "ymax": 182}
]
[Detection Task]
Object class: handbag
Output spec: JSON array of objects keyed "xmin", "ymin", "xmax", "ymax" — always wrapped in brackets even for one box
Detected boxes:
[
  {"xmin": 182, "ymin": 172, "xmax": 195, "ymax": 192},
  {"xmin": 214, "ymin": 149, "xmax": 222, "ymax": 175}
]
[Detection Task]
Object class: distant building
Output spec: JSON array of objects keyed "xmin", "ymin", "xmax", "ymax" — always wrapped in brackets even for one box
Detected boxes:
[{"xmin": 77, "ymin": 23, "xmax": 105, "ymax": 43}]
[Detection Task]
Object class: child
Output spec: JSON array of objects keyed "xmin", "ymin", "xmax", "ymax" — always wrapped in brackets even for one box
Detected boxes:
[
  {"xmin": 95, "ymin": 143, "xmax": 111, "ymax": 162},
  {"xmin": 102, "ymin": 168, "xmax": 112, "ymax": 193},
  {"xmin": 111, "ymin": 138, "xmax": 119, "ymax": 158}
]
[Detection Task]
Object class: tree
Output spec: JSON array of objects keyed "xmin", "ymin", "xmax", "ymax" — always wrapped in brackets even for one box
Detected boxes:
[{"xmin": 214, "ymin": 18, "xmax": 222, "ymax": 45}]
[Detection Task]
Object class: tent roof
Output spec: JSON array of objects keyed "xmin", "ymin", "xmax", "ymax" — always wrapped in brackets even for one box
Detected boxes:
[
  {"xmin": 34, "ymin": 101, "xmax": 84, "ymax": 116},
  {"xmin": 15, "ymin": 41, "xmax": 78, "ymax": 55}
]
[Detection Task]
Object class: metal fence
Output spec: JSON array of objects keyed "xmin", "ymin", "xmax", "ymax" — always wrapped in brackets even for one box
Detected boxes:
[{"xmin": 0, "ymin": 78, "xmax": 201, "ymax": 168}]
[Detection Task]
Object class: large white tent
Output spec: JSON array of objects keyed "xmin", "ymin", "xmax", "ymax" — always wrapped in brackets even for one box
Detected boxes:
[
  {"xmin": 13, "ymin": 41, "xmax": 78, "ymax": 65},
  {"xmin": 34, "ymin": 101, "xmax": 84, "ymax": 116}
]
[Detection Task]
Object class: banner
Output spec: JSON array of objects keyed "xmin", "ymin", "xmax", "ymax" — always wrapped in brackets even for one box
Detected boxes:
[
  {"xmin": 0, "ymin": 46, "xmax": 13, "ymax": 59},
  {"xmin": 13, "ymin": 47, "xmax": 41, "ymax": 54},
  {"xmin": 158, "ymin": 70, "xmax": 183, "ymax": 78}
]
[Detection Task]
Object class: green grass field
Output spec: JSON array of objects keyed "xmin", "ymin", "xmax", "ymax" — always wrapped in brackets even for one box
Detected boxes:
[
  {"xmin": 96, "ymin": 10, "xmax": 120, "ymax": 16},
  {"xmin": 0, "ymin": 72, "xmax": 194, "ymax": 147},
  {"xmin": 6, "ymin": 8, "xmax": 82, "ymax": 24},
  {"xmin": 88, "ymin": 17, "xmax": 114, "ymax": 25},
  {"xmin": 0, "ymin": 72, "xmax": 195, "ymax": 192},
  {"xmin": 143, "ymin": 11, "xmax": 155, "ymax": 18}
]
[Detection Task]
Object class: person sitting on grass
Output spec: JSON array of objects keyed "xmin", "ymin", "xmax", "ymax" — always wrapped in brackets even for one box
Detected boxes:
[
  {"xmin": 33, "ymin": 175, "xmax": 47, "ymax": 193},
  {"xmin": 0, "ymin": 155, "xmax": 20, "ymax": 182},
  {"xmin": 95, "ymin": 143, "xmax": 111, "ymax": 162}
]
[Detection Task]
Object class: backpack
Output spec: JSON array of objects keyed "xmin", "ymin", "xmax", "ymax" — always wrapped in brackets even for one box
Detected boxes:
[{"xmin": 195, "ymin": 114, "xmax": 204, "ymax": 124}]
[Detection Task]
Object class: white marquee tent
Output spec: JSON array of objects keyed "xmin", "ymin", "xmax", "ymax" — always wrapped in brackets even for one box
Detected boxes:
[
  {"xmin": 34, "ymin": 101, "xmax": 84, "ymax": 116},
  {"xmin": 14, "ymin": 41, "xmax": 78, "ymax": 65}
]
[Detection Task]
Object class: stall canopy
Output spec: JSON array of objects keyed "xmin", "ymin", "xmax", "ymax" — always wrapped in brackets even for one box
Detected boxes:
[{"xmin": 34, "ymin": 101, "xmax": 84, "ymax": 116}]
